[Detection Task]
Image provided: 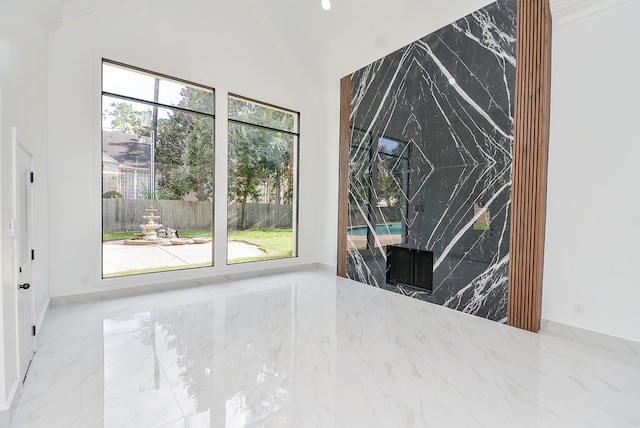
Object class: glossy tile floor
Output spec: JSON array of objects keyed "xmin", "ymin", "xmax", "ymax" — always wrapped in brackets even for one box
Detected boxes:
[{"xmin": 9, "ymin": 268, "xmax": 640, "ymax": 427}]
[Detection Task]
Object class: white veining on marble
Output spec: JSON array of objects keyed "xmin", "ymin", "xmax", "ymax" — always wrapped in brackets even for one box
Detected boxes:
[
  {"xmin": 9, "ymin": 269, "xmax": 640, "ymax": 427},
  {"xmin": 416, "ymin": 41, "xmax": 512, "ymax": 141},
  {"xmin": 433, "ymin": 181, "xmax": 510, "ymax": 271},
  {"xmin": 346, "ymin": 0, "xmax": 516, "ymax": 321}
]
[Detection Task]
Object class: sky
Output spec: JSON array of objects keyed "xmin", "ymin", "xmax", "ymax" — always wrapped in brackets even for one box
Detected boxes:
[{"xmin": 102, "ymin": 62, "xmax": 209, "ymax": 130}]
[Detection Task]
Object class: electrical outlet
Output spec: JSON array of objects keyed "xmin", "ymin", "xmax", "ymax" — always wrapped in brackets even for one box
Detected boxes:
[{"xmin": 573, "ymin": 304, "xmax": 584, "ymax": 316}]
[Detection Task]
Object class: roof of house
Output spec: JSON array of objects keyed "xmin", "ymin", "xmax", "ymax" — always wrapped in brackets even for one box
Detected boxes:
[
  {"xmin": 102, "ymin": 130, "xmax": 150, "ymax": 169},
  {"xmin": 102, "ymin": 152, "xmax": 119, "ymax": 164}
]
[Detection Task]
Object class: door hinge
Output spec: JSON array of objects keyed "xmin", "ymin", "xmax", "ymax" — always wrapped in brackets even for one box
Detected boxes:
[
  {"xmin": 31, "ymin": 249, "xmax": 35, "ymax": 260},
  {"xmin": 31, "ymin": 325, "xmax": 36, "ymax": 336},
  {"xmin": 30, "ymin": 172, "xmax": 34, "ymax": 183}
]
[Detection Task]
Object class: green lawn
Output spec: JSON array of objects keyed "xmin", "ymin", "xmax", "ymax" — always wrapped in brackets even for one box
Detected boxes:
[
  {"xmin": 103, "ymin": 229, "xmax": 213, "ymax": 241},
  {"xmin": 227, "ymin": 228, "xmax": 293, "ymax": 264},
  {"xmin": 102, "ymin": 230, "xmax": 141, "ymax": 241}
]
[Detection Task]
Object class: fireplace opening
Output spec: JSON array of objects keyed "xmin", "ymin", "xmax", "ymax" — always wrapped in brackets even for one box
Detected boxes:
[{"xmin": 386, "ymin": 245, "xmax": 434, "ymax": 292}]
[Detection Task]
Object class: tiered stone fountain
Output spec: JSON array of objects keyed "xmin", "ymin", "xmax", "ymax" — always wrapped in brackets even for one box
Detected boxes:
[
  {"xmin": 124, "ymin": 208, "xmax": 171, "ymax": 246},
  {"xmin": 140, "ymin": 208, "xmax": 161, "ymax": 240}
]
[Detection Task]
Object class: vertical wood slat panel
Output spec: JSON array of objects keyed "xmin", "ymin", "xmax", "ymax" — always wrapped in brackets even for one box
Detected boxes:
[
  {"xmin": 525, "ymin": 0, "xmax": 537, "ymax": 332},
  {"xmin": 337, "ymin": 75, "xmax": 351, "ymax": 277},
  {"xmin": 531, "ymin": 0, "xmax": 544, "ymax": 332},
  {"xmin": 513, "ymin": 0, "xmax": 532, "ymax": 331},
  {"xmin": 516, "ymin": 0, "xmax": 538, "ymax": 330},
  {"xmin": 508, "ymin": 0, "xmax": 552, "ymax": 332}
]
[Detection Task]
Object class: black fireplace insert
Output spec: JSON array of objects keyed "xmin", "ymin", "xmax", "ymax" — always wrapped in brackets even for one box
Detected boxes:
[{"xmin": 386, "ymin": 245, "xmax": 434, "ymax": 292}]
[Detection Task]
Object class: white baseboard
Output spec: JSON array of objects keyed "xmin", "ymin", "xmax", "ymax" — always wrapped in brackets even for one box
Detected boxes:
[
  {"xmin": 540, "ymin": 319, "xmax": 640, "ymax": 363},
  {"xmin": 314, "ymin": 262, "xmax": 336, "ymax": 273},
  {"xmin": 0, "ymin": 379, "xmax": 21, "ymax": 426},
  {"xmin": 50, "ymin": 262, "xmax": 329, "ymax": 307},
  {"xmin": 35, "ymin": 297, "xmax": 51, "ymax": 349}
]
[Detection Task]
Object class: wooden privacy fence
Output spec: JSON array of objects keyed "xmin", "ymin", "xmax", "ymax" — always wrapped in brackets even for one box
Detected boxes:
[
  {"xmin": 227, "ymin": 202, "xmax": 293, "ymax": 230},
  {"xmin": 102, "ymin": 199, "xmax": 292, "ymax": 232}
]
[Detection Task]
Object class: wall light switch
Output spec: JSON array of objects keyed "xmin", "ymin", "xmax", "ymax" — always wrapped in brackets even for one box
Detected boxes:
[{"xmin": 9, "ymin": 219, "xmax": 15, "ymax": 237}]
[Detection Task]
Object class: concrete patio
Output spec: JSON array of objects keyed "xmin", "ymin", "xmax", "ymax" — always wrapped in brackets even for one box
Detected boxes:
[{"xmin": 102, "ymin": 240, "xmax": 264, "ymax": 275}]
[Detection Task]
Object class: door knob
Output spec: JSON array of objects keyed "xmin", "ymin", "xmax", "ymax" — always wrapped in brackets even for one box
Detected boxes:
[{"xmin": 19, "ymin": 283, "xmax": 30, "ymax": 290}]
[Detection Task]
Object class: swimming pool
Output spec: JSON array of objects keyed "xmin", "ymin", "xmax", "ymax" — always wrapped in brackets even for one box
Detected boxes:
[{"xmin": 348, "ymin": 224, "xmax": 402, "ymax": 235}]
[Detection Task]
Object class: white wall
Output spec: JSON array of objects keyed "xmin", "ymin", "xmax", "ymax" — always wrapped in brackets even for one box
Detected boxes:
[
  {"xmin": 0, "ymin": 0, "xmax": 55, "ymax": 411},
  {"xmin": 316, "ymin": 90, "xmax": 341, "ymax": 268},
  {"xmin": 542, "ymin": 0, "xmax": 640, "ymax": 342},
  {"xmin": 47, "ymin": 0, "xmax": 323, "ymax": 297}
]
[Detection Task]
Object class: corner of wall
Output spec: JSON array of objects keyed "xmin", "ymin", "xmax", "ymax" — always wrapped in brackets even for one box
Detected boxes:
[
  {"xmin": 543, "ymin": 0, "xmax": 640, "ymax": 342},
  {"xmin": 0, "ymin": 377, "xmax": 20, "ymax": 425}
]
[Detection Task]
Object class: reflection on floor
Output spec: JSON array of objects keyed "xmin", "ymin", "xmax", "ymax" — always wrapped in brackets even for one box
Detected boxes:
[{"xmin": 9, "ymin": 268, "xmax": 640, "ymax": 427}]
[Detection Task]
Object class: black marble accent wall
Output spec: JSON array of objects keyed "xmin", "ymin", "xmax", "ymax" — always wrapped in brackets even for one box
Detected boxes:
[{"xmin": 346, "ymin": 0, "xmax": 516, "ymax": 322}]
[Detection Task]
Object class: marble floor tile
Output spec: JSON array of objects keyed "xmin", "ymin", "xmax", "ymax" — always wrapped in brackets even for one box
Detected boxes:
[
  {"xmin": 8, "ymin": 268, "xmax": 640, "ymax": 427},
  {"xmin": 11, "ymin": 370, "xmax": 82, "ymax": 428}
]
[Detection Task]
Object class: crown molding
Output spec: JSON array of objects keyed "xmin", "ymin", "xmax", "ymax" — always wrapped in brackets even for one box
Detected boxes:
[
  {"xmin": 55, "ymin": 0, "xmax": 161, "ymax": 36},
  {"xmin": 62, "ymin": 0, "xmax": 116, "ymax": 23},
  {"xmin": 549, "ymin": 0, "xmax": 632, "ymax": 27}
]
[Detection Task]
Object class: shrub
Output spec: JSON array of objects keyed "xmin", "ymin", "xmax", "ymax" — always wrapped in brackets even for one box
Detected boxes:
[{"xmin": 103, "ymin": 190, "xmax": 123, "ymax": 199}]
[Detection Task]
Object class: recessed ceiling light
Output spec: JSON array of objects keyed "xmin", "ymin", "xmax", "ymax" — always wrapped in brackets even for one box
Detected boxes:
[{"xmin": 322, "ymin": 0, "xmax": 331, "ymax": 11}]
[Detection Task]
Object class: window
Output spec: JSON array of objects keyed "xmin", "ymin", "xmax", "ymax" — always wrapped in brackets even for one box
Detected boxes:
[
  {"xmin": 227, "ymin": 95, "xmax": 299, "ymax": 264},
  {"xmin": 347, "ymin": 134, "xmax": 409, "ymax": 250},
  {"xmin": 101, "ymin": 60, "xmax": 215, "ymax": 278}
]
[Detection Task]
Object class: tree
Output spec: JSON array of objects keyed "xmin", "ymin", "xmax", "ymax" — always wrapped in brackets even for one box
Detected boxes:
[
  {"xmin": 105, "ymin": 102, "xmax": 146, "ymax": 135},
  {"xmin": 227, "ymin": 98, "xmax": 295, "ymax": 229},
  {"xmin": 228, "ymin": 124, "xmax": 271, "ymax": 229},
  {"xmin": 375, "ymin": 140, "xmax": 407, "ymax": 206},
  {"xmin": 155, "ymin": 87, "xmax": 214, "ymax": 201}
]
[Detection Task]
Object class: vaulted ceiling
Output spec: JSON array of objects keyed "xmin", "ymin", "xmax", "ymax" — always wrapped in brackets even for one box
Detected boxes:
[
  {"xmin": 242, "ymin": 0, "xmax": 496, "ymax": 95},
  {"xmin": 56, "ymin": 0, "xmax": 629, "ymax": 95},
  {"xmin": 57, "ymin": 0, "xmax": 494, "ymax": 95}
]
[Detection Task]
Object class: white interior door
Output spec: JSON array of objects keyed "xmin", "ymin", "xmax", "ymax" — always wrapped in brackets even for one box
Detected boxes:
[{"xmin": 16, "ymin": 143, "xmax": 35, "ymax": 382}]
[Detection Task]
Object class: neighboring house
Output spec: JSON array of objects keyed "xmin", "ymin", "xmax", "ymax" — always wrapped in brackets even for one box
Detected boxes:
[
  {"xmin": 102, "ymin": 130, "xmax": 152, "ymax": 199},
  {"xmin": 102, "ymin": 130, "xmax": 204, "ymax": 201},
  {"xmin": 102, "ymin": 152, "xmax": 119, "ymax": 194}
]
